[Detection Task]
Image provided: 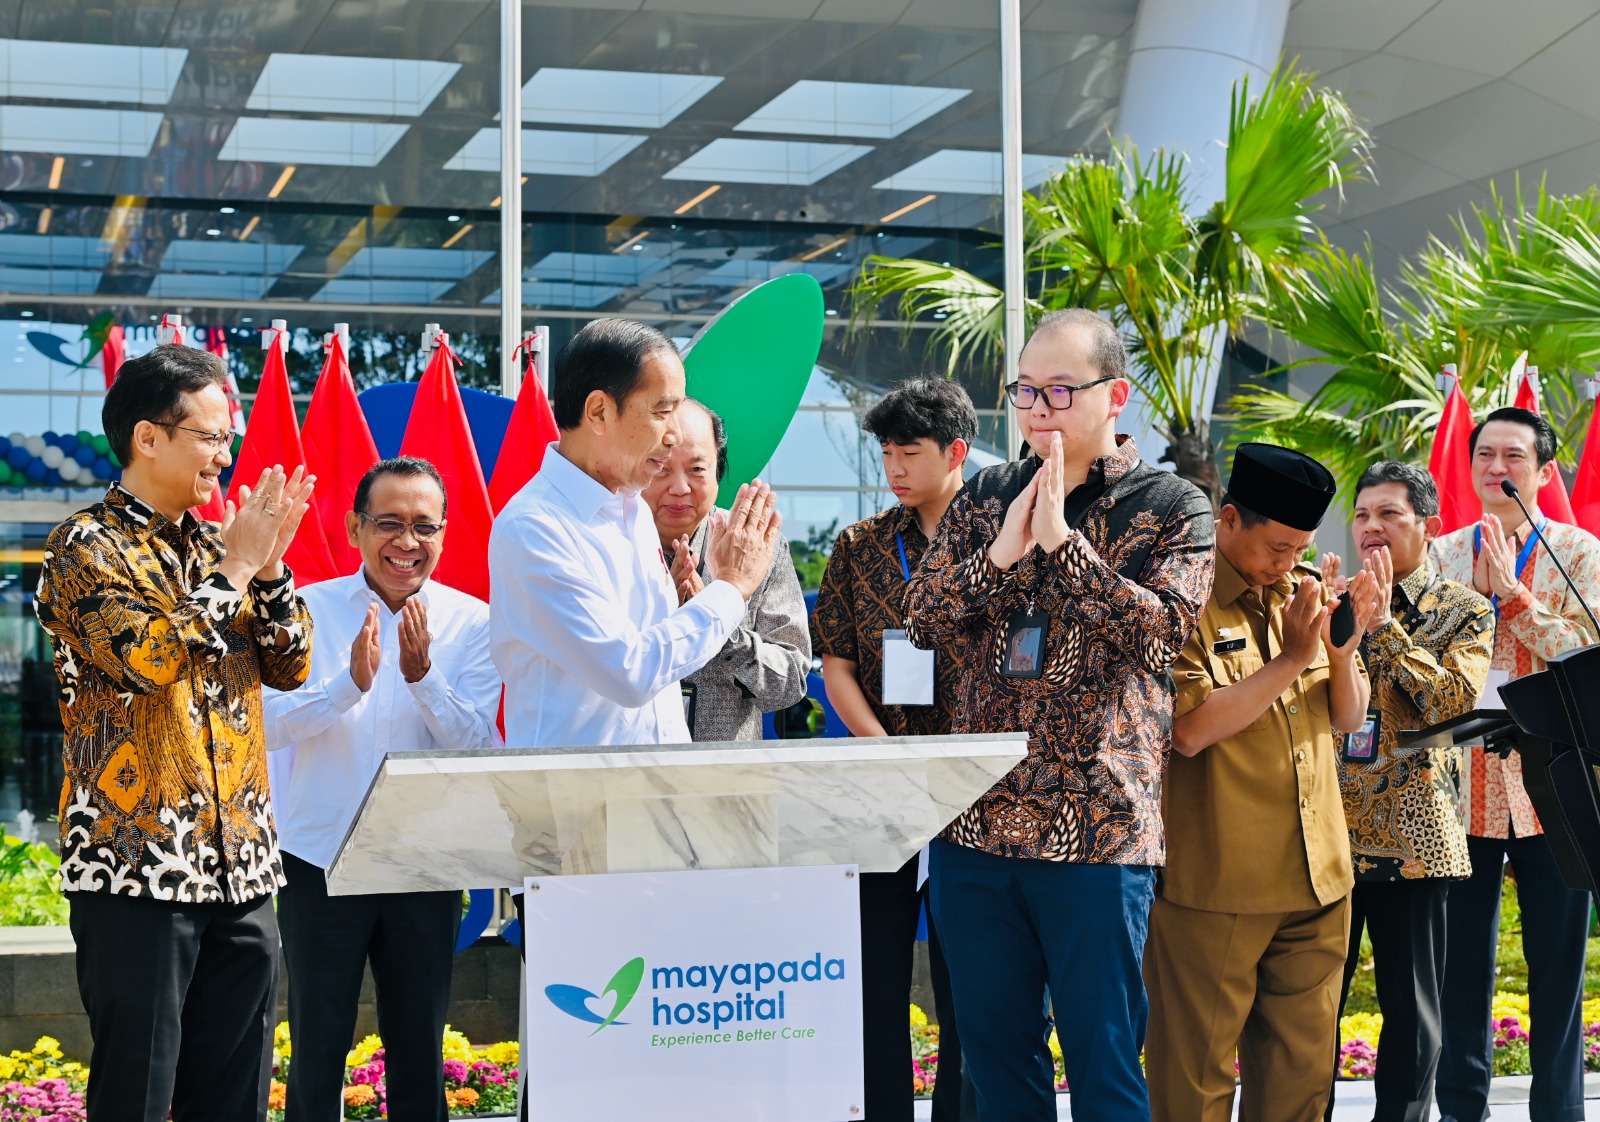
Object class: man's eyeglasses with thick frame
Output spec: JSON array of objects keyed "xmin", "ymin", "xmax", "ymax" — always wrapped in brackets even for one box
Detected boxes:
[{"xmin": 1004, "ymin": 375, "xmax": 1116, "ymax": 411}]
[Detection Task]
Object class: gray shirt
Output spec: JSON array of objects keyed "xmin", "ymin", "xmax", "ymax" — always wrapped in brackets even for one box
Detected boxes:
[{"xmin": 673, "ymin": 520, "xmax": 811, "ymax": 742}]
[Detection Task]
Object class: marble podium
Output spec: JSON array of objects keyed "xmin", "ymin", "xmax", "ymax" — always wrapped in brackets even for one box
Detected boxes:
[{"xmin": 324, "ymin": 732, "xmax": 1028, "ymax": 895}]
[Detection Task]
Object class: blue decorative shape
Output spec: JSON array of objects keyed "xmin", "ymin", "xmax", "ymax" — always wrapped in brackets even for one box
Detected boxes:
[
  {"xmin": 73, "ymin": 445, "xmax": 96, "ymax": 467},
  {"xmin": 7, "ymin": 448, "xmax": 29, "ymax": 470},
  {"xmin": 41, "ymin": 431, "xmax": 58, "ymax": 446},
  {"xmin": 455, "ymin": 888, "xmax": 495, "ymax": 953},
  {"xmin": 357, "ymin": 383, "xmax": 515, "ymax": 482},
  {"xmin": 58, "ymin": 434, "xmax": 78, "ymax": 455},
  {"xmin": 24, "ymin": 461, "xmax": 46, "ymax": 483}
]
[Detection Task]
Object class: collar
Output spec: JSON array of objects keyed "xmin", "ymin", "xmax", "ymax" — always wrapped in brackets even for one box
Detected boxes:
[
  {"xmin": 1024, "ymin": 433, "xmax": 1141, "ymax": 489},
  {"xmin": 345, "ymin": 569, "xmax": 434, "ymax": 611},
  {"xmin": 541, "ymin": 445, "xmax": 622, "ymax": 523},
  {"xmin": 1211, "ymin": 548, "xmax": 1298, "ymax": 608},
  {"xmin": 1394, "ymin": 557, "xmax": 1437, "ymax": 609},
  {"xmin": 890, "ymin": 503, "xmax": 920, "ymax": 538},
  {"xmin": 102, "ymin": 483, "xmax": 197, "ymax": 544}
]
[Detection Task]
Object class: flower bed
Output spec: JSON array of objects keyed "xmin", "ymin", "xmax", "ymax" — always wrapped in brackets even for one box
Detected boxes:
[{"xmin": 0, "ymin": 1037, "xmax": 85, "ymax": 1120}]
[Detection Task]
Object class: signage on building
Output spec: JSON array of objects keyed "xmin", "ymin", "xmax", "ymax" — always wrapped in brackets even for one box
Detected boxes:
[{"xmin": 523, "ymin": 865, "xmax": 864, "ymax": 1121}]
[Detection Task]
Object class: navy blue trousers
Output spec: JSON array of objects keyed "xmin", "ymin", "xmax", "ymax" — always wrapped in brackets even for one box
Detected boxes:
[
  {"xmin": 928, "ymin": 839, "xmax": 1154, "ymax": 1122},
  {"xmin": 1437, "ymin": 833, "xmax": 1590, "ymax": 1122}
]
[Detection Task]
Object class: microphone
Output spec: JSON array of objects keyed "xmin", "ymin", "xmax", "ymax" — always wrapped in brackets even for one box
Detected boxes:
[{"xmin": 1499, "ymin": 479, "xmax": 1600, "ymax": 639}]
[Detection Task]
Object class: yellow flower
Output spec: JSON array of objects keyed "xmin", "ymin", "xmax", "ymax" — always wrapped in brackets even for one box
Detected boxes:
[
  {"xmin": 1492, "ymin": 991, "xmax": 1530, "ymax": 1029},
  {"xmin": 43, "ymin": 1067, "xmax": 59, "ymax": 1079},
  {"xmin": 274, "ymin": 1021, "xmax": 293, "ymax": 1060},
  {"xmin": 441, "ymin": 1026, "xmax": 474, "ymax": 1063},
  {"xmin": 1047, "ymin": 1029, "xmax": 1062, "ymax": 1062},
  {"xmin": 1585, "ymin": 996, "xmax": 1600, "ymax": 1026},
  {"xmin": 909, "ymin": 1004, "xmax": 928, "ymax": 1028},
  {"xmin": 346, "ymin": 1034, "xmax": 383, "ymax": 1068},
  {"xmin": 32, "ymin": 1037, "xmax": 61, "ymax": 1059},
  {"xmin": 482, "ymin": 1041, "xmax": 520, "ymax": 1068},
  {"xmin": 1340, "ymin": 1011, "xmax": 1384, "ymax": 1045}
]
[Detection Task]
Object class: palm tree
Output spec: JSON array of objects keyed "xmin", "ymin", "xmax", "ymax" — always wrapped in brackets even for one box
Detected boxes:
[
  {"xmin": 1230, "ymin": 183, "xmax": 1600, "ymax": 493},
  {"xmin": 848, "ymin": 64, "xmax": 1372, "ymax": 500}
]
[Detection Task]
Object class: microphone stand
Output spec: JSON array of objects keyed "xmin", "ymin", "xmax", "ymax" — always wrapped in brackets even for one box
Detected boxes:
[{"xmin": 1499, "ymin": 479, "xmax": 1600, "ymax": 639}]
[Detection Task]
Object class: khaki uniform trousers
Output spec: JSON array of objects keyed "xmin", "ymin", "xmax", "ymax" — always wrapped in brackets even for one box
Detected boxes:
[{"xmin": 1144, "ymin": 893, "xmax": 1351, "ymax": 1122}]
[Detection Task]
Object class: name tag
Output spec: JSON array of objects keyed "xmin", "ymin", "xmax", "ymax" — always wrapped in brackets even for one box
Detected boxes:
[
  {"xmin": 1213, "ymin": 637, "xmax": 1247, "ymax": 654},
  {"xmin": 882, "ymin": 629, "xmax": 935, "ymax": 706}
]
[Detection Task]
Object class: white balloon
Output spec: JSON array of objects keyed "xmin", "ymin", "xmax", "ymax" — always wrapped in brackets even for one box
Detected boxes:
[
  {"xmin": 56, "ymin": 460, "xmax": 80, "ymax": 482},
  {"xmin": 6, "ymin": 433, "xmax": 23, "ymax": 447},
  {"xmin": 23, "ymin": 436, "xmax": 45, "ymax": 457},
  {"xmin": 40, "ymin": 446, "xmax": 64, "ymax": 469}
]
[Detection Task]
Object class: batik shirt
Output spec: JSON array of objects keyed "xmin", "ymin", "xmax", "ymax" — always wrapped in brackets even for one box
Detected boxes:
[
  {"xmin": 1341, "ymin": 559, "xmax": 1491, "ymax": 881},
  {"xmin": 904, "ymin": 437, "xmax": 1216, "ymax": 866},
  {"xmin": 1432, "ymin": 516, "xmax": 1600, "ymax": 838},
  {"xmin": 34, "ymin": 485, "xmax": 312, "ymax": 903},
  {"xmin": 811, "ymin": 504, "xmax": 964, "ymax": 738}
]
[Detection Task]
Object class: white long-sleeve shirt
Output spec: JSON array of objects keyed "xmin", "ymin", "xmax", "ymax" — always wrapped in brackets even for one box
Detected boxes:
[
  {"xmin": 263, "ymin": 572, "xmax": 501, "ymax": 869},
  {"xmin": 489, "ymin": 444, "xmax": 747, "ymax": 749}
]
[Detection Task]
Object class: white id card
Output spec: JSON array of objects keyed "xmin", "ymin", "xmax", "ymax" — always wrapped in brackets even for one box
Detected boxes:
[
  {"xmin": 1478, "ymin": 667, "xmax": 1510, "ymax": 709},
  {"xmin": 882, "ymin": 628, "xmax": 935, "ymax": 706}
]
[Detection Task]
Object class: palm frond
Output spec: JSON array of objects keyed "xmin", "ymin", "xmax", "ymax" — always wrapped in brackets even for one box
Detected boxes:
[{"xmin": 846, "ymin": 257, "xmax": 1012, "ymax": 378}]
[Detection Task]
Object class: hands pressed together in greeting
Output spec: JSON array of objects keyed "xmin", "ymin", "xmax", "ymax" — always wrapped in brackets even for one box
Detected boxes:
[
  {"xmin": 673, "ymin": 481, "xmax": 782, "ymax": 605},
  {"xmin": 1314, "ymin": 551, "xmax": 1387, "ymax": 664},
  {"xmin": 1472, "ymin": 512, "xmax": 1525, "ymax": 601},
  {"xmin": 988, "ymin": 433, "xmax": 1082, "ymax": 571}
]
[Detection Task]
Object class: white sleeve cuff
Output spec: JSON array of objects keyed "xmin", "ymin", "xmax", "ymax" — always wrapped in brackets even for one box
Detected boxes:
[
  {"xmin": 404, "ymin": 666, "xmax": 448, "ymax": 709},
  {"xmin": 330, "ymin": 670, "xmax": 366, "ymax": 714},
  {"xmin": 698, "ymin": 580, "xmax": 748, "ymax": 631}
]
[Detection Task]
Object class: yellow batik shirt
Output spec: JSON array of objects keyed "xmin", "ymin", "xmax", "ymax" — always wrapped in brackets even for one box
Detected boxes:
[
  {"xmin": 34, "ymin": 485, "xmax": 312, "ymax": 904},
  {"xmin": 1341, "ymin": 559, "xmax": 1491, "ymax": 881}
]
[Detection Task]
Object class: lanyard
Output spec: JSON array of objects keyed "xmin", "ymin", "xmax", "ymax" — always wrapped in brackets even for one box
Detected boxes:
[
  {"xmin": 895, "ymin": 532, "xmax": 912, "ymax": 582},
  {"xmin": 1475, "ymin": 517, "xmax": 1544, "ymax": 613}
]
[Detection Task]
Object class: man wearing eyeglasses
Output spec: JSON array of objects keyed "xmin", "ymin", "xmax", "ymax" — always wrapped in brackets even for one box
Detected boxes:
[
  {"xmin": 264, "ymin": 456, "xmax": 500, "ymax": 1122},
  {"xmin": 903, "ymin": 309, "xmax": 1216, "ymax": 1120}
]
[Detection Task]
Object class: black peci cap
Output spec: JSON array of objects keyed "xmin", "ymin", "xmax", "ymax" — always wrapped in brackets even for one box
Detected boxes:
[{"xmin": 1226, "ymin": 443, "xmax": 1337, "ymax": 531}]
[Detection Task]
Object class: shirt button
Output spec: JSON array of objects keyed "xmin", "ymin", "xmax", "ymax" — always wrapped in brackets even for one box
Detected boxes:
[
  {"xmin": 1301, "ymin": 797, "xmax": 1310, "ymax": 808},
  {"xmin": 1289, "ymin": 704, "xmax": 1299, "ymax": 714},
  {"xmin": 1296, "ymin": 750, "xmax": 1306, "ymax": 762},
  {"xmin": 1232, "ymin": 672, "xmax": 1242, "ymax": 682}
]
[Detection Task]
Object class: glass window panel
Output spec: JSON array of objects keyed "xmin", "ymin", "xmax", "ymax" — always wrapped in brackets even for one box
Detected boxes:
[
  {"xmin": 736, "ymin": 80, "xmax": 971, "ymax": 139},
  {"xmin": 663, "ymin": 139, "xmax": 873, "ymax": 187},
  {"xmin": 874, "ymin": 149, "xmax": 1068, "ymax": 194},
  {"xmin": 218, "ymin": 118, "xmax": 409, "ymax": 167},
  {"xmin": 246, "ymin": 54, "xmax": 459, "ymax": 117},
  {"xmin": 445, "ymin": 128, "xmax": 647, "ymax": 177},
  {"xmin": 521, "ymin": 69, "xmax": 721, "ymax": 129}
]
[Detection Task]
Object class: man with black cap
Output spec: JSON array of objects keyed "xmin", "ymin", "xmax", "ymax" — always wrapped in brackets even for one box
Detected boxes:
[{"xmin": 1144, "ymin": 442, "xmax": 1380, "ymax": 1122}]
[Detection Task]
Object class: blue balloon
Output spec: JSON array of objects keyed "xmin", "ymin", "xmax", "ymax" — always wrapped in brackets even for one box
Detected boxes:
[
  {"xmin": 58, "ymin": 435, "xmax": 78, "ymax": 455},
  {"xmin": 24, "ymin": 461, "xmax": 46, "ymax": 483},
  {"xmin": 7, "ymin": 448, "xmax": 30, "ymax": 471},
  {"xmin": 0, "ymin": 437, "xmax": 11, "ymax": 458},
  {"xmin": 93, "ymin": 457, "xmax": 113, "ymax": 479},
  {"xmin": 41, "ymin": 431, "xmax": 58, "ymax": 447},
  {"xmin": 73, "ymin": 445, "xmax": 96, "ymax": 467}
]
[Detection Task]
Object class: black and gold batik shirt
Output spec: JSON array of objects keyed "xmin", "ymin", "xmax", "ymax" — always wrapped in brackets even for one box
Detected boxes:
[
  {"xmin": 34, "ymin": 485, "xmax": 312, "ymax": 903},
  {"xmin": 1341, "ymin": 558, "xmax": 1491, "ymax": 881}
]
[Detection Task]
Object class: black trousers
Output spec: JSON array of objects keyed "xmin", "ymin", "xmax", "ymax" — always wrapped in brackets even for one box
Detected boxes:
[
  {"xmin": 1437, "ymin": 833, "xmax": 1590, "ymax": 1122},
  {"xmin": 277, "ymin": 852, "xmax": 461, "ymax": 1122},
  {"xmin": 68, "ymin": 890, "xmax": 278, "ymax": 1122},
  {"xmin": 1327, "ymin": 878, "xmax": 1449, "ymax": 1122},
  {"xmin": 861, "ymin": 855, "xmax": 923, "ymax": 1122},
  {"xmin": 926, "ymin": 901, "xmax": 978, "ymax": 1122}
]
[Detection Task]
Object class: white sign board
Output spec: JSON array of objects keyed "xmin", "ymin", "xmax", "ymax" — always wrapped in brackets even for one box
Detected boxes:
[{"xmin": 523, "ymin": 865, "xmax": 864, "ymax": 1121}]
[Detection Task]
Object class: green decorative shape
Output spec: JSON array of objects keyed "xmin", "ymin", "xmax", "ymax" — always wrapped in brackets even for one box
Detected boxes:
[
  {"xmin": 683, "ymin": 273, "xmax": 824, "ymax": 504},
  {"xmin": 0, "ymin": 463, "xmax": 13, "ymax": 486},
  {"xmin": 91, "ymin": 434, "xmax": 111, "ymax": 457},
  {"xmin": 594, "ymin": 956, "xmax": 645, "ymax": 1035}
]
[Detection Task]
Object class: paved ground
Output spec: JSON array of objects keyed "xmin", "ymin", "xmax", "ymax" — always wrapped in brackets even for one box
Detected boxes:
[{"xmin": 908, "ymin": 1075, "xmax": 1600, "ymax": 1120}]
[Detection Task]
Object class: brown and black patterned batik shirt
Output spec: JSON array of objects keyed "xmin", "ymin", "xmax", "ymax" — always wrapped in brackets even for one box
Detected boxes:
[
  {"xmin": 811, "ymin": 503, "xmax": 964, "ymax": 738},
  {"xmin": 34, "ymin": 484, "xmax": 312, "ymax": 904},
  {"xmin": 904, "ymin": 436, "xmax": 1215, "ymax": 866}
]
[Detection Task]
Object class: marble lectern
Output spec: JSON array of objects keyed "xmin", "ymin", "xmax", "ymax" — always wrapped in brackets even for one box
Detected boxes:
[{"xmin": 324, "ymin": 733, "xmax": 1028, "ymax": 895}]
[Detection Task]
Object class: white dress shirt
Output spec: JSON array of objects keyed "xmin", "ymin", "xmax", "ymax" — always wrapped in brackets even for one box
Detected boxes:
[
  {"xmin": 263, "ymin": 572, "xmax": 501, "ymax": 869},
  {"xmin": 489, "ymin": 444, "xmax": 747, "ymax": 749}
]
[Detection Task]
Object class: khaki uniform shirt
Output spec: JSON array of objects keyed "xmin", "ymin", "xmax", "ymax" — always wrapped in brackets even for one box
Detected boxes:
[{"xmin": 1164, "ymin": 553, "xmax": 1358, "ymax": 914}]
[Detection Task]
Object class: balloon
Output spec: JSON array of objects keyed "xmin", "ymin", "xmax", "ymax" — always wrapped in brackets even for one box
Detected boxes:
[
  {"xmin": 40, "ymin": 447, "xmax": 63, "ymax": 469},
  {"xmin": 58, "ymin": 434, "xmax": 78, "ymax": 455},
  {"xmin": 73, "ymin": 445, "xmax": 95, "ymax": 467},
  {"xmin": 0, "ymin": 437, "xmax": 11, "ymax": 458},
  {"xmin": 24, "ymin": 461, "xmax": 46, "ymax": 483},
  {"xmin": 6, "ymin": 448, "xmax": 29, "ymax": 471},
  {"xmin": 56, "ymin": 460, "xmax": 80, "ymax": 482},
  {"xmin": 23, "ymin": 436, "xmax": 45, "ymax": 457},
  {"xmin": 91, "ymin": 434, "xmax": 110, "ymax": 456},
  {"xmin": 682, "ymin": 273, "xmax": 825, "ymax": 503},
  {"xmin": 93, "ymin": 457, "xmax": 113, "ymax": 479},
  {"xmin": 0, "ymin": 463, "xmax": 14, "ymax": 485},
  {"xmin": 41, "ymin": 431, "xmax": 58, "ymax": 447},
  {"xmin": 76, "ymin": 430, "xmax": 93, "ymax": 447}
]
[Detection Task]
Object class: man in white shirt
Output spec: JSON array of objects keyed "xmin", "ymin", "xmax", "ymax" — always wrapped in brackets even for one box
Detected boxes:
[
  {"xmin": 264, "ymin": 456, "xmax": 500, "ymax": 1122},
  {"xmin": 490, "ymin": 318, "xmax": 781, "ymax": 750}
]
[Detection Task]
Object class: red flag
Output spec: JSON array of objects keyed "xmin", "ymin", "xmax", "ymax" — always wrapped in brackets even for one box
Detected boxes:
[
  {"xmin": 398, "ymin": 337, "xmax": 493, "ymax": 602},
  {"xmin": 101, "ymin": 325, "xmax": 125, "ymax": 390},
  {"xmin": 228, "ymin": 332, "xmax": 338, "ymax": 585},
  {"xmin": 301, "ymin": 335, "xmax": 379, "ymax": 577},
  {"xmin": 1572, "ymin": 387, "xmax": 1600, "ymax": 535},
  {"xmin": 1513, "ymin": 371, "xmax": 1577, "ymax": 523},
  {"xmin": 202, "ymin": 328, "xmax": 247, "ymax": 433},
  {"xmin": 488, "ymin": 357, "xmax": 561, "ymax": 514},
  {"xmin": 1430, "ymin": 373, "xmax": 1480, "ymax": 534}
]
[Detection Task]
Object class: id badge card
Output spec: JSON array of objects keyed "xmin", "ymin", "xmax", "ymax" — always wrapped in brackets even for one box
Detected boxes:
[
  {"xmin": 1343, "ymin": 708, "xmax": 1382, "ymax": 762},
  {"xmin": 1000, "ymin": 610, "xmax": 1048, "ymax": 679},
  {"xmin": 1478, "ymin": 667, "xmax": 1510, "ymax": 709},
  {"xmin": 681, "ymin": 682, "xmax": 698, "ymax": 731},
  {"xmin": 882, "ymin": 629, "xmax": 935, "ymax": 706}
]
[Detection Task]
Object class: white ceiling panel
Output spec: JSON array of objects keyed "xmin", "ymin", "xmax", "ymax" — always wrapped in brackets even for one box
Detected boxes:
[
  {"xmin": 0, "ymin": 106, "xmax": 162, "ymax": 158},
  {"xmin": 874, "ymin": 148, "xmax": 1065, "ymax": 193},
  {"xmin": 0, "ymin": 267, "xmax": 102, "ymax": 295},
  {"xmin": 444, "ymin": 128, "xmax": 647, "ymax": 177},
  {"xmin": 735, "ymin": 81, "xmax": 971, "ymax": 139},
  {"xmin": 523, "ymin": 252, "xmax": 671, "ymax": 285},
  {"xmin": 311, "ymin": 279, "xmax": 456, "ymax": 304},
  {"xmin": 0, "ymin": 234, "xmax": 110, "ymax": 269},
  {"xmin": 218, "ymin": 118, "xmax": 409, "ymax": 167},
  {"xmin": 246, "ymin": 54, "xmax": 461, "ymax": 117},
  {"xmin": 146, "ymin": 275, "xmax": 273, "ymax": 300},
  {"xmin": 159, "ymin": 240, "xmax": 304, "ymax": 275},
  {"xmin": 337, "ymin": 247, "xmax": 494, "ymax": 280},
  {"xmin": 662, "ymin": 139, "xmax": 873, "ymax": 186},
  {"xmin": 521, "ymin": 68, "xmax": 723, "ymax": 129},
  {"xmin": 0, "ymin": 39, "xmax": 186, "ymax": 105}
]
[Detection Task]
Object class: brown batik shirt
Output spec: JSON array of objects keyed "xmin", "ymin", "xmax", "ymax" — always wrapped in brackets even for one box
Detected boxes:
[
  {"xmin": 34, "ymin": 484, "xmax": 313, "ymax": 904},
  {"xmin": 904, "ymin": 437, "xmax": 1216, "ymax": 866},
  {"xmin": 811, "ymin": 503, "xmax": 964, "ymax": 738}
]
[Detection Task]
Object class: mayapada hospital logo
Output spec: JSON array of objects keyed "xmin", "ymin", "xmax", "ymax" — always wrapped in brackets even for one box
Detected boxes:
[{"xmin": 546, "ymin": 953, "xmax": 849, "ymax": 1037}]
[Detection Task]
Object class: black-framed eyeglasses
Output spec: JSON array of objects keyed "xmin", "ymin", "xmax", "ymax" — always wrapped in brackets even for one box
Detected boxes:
[
  {"xmin": 154, "ymin": 422, "xmax": 234, "ymax": 452},
  {"xmin": 358, "ymin": 513, "xmax": 444, "ymax": 541},
  {"xmin": 1004, "ymin": 375, "xmax": 1115, "ymax": 411}
]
